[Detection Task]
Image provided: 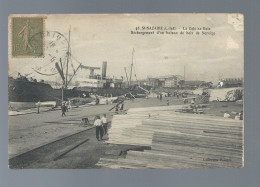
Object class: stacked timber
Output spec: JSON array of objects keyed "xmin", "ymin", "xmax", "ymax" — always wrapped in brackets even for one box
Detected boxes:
[
  {"xmin": 106, "ymin": 105, "xmax": 183, "ymax": 146},
  {"xmin": 97, "ymin": 105, "xmax": 243, "ymax": 169}
]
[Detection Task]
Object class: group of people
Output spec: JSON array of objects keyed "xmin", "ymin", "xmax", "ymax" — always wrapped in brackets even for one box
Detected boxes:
[
  {"xmin": 94, "ymin": 114, "xmax": 108, "ymax": 141},
  {"xmin": 174, "ymin": 91, "xmax": 188, "ymax": 99}
]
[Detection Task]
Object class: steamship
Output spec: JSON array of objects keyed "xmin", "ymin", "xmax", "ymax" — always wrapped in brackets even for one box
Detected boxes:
[{"xmin": 8, "ymin": 61, "xmax": 128, "ymax": 103}]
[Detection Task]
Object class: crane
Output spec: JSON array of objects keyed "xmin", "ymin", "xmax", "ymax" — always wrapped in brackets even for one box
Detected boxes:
[{"xmin": 138, "ymin": 85, "xmax": 150, "ymax": 93}]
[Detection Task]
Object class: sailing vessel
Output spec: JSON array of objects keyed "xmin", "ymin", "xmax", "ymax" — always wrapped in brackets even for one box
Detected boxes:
[{"xmin": 123, "ymin": 48, "xmax": 149, "ymax": 98}]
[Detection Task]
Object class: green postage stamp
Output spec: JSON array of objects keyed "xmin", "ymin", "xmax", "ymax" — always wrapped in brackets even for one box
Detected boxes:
[{"xmin": 11, "ymin": 16, "xmax": 45, "ymax": 57}]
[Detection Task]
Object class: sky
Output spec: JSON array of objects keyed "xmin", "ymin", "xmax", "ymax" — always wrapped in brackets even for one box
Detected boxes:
[{"xmin": 8, "ymin": 14, "xmax": 244, "ymax": 84}]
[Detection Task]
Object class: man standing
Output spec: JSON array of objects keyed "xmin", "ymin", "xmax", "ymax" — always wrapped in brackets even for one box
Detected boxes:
[
  {"xmin": 115, "ymin": 104, "xmax": 119, "ymax": 113},
  {"xmin": 36, "ymin": 101, "xmax": 41, "ymax": 114},
  {"xmin": 120, "ymin": 101, "xmax": 124, "ymax": 111},
  {"xmin": 65, "ymin": 102, "xmax": 69, "ymax": 112},
  {"xmin": 68, "ymin": 100, "xmax": 72, "ymax": 110},
  {"xmin": 95, "ymin": 95, "xmax": 100, "ymax": 105},
  {"xmin": 94, "ymin": 115, "xmax": 103, "ymax": 141},
  {"xmin": 101, "ymin": 114, "xmax": 108, "ymax": 135},
  {"xmin": 61, "ymin": 103, "xmax": 67, "ymax": 117}
]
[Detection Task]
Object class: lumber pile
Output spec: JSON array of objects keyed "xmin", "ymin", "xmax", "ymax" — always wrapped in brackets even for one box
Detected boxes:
[
  {"xmin": 106, "ymin": 105, "xmax": 183, "ymax": 146},
  {"xmin": 97, "ymin": 105, "xmax": 243, "ymax": 169}
]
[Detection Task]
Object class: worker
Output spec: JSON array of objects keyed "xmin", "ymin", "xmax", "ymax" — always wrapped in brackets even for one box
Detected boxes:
[
  {"xmin": 65, "ymin": 102, "xmax": 69, "ymax": 112},
  {"xmin": 120, "ymin": 101, "xmax": 124, "ymax": 111},
  {"xmin": 101, "ymin": 114, "xmax": 108, "ymax": 135},
  {"xmin": 36, "ymin": 101, "xmax": 41, "ymax": 114},
  {"xmin": 115, "ymin": 104, "xmax": 119, "ymax": 113},
  {"xmin": 96, "ymin": 96, "xmax": 100, "ymax": 105},
  {"xmin": 61, "ymin": 103, "xmax": 67, "ymax": 117},
  {"xmin": 166, "ymin": 100, "xmax": 169, "ymax": 106},
  {"xmin": 68, "ymin": 100, "xmax": 71, "ymax": 110},
  {"xmin": 94, "ymin": 115, "xmax": 103, "ymax": 141},
  {"xmin": 131, "ymin": 96, "xmax": 134, "ymax": 102}
]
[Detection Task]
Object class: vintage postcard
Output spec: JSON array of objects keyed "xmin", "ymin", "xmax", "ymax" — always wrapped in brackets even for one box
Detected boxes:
[{"xmin": 8, "ymin": 14, "xmax": 244, "ymax": 169}]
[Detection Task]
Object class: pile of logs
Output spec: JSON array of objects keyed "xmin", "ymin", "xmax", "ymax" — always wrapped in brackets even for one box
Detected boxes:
[{"xmin": 97, "ymin": 105, "xmax": 243, "ymax": 169}]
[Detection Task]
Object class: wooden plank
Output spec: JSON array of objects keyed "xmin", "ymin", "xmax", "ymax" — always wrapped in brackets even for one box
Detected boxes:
[
  {"xmin": 99, "ymin": 105, "xmax": 243, "ymax": 169},
  {"xmin": 125, "ymin": 151, "xmax": 241, "ymax": 168}
]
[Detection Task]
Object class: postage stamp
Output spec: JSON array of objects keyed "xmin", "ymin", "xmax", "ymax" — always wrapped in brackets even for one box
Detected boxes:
[{"xmin": 11, "ymin": 16, "xmax": 45, "ymax": 57}]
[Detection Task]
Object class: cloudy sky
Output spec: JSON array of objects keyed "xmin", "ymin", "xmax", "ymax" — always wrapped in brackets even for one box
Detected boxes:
[{"xmin": 9, "ymin": 14, "xmax": 243, "ymax": 83}]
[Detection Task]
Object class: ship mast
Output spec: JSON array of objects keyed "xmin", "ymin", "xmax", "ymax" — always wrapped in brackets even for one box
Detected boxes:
[
  {"xmin": 65, "ymin": 26, "xmax": 71, "ymax": 88},
  {"xmin": 124, "ymin": 67, "xmax": 129, "ymax": 86},
  {"xmin": 129, "ymin": 48, "xmax": 134, "ymax": 87}
]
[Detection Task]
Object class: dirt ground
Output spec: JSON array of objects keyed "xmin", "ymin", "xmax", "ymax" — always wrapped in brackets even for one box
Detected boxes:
[
  {"xmin": 8, "ymin": 96, "xmax": 243, "ymax": 168},
  {"xmin": 8, "ymin": 97, "xmax": 182, "ymax": 158},
  {"xmin": 21, "ymin": 125, "xmax": 150, "ymax": 169}
]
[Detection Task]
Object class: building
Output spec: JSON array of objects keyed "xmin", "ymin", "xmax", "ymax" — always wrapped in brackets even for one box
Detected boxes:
[
  {"xmin": 165, "ymin": 78, "xmax": 177, "ymax": 87},
  {"xmin": 221, "ymin": 78, "xmax": 243, "ymax": 88},
  {"xmin": 164, "ymin": 75, "xmax": 184, "ymax": 88},
  {"xmin": 147, "ymin": 78, "xmax": 161, "ymax": 87},
  {"xmin": 145, "ymin": 75, "xmax": 184, "ymax": 88}
]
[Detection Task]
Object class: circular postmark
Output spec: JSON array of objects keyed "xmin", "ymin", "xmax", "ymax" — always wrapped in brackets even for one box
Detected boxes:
[{"xmin": 29, "ymin": 31, "xmax": 70, "ymax": 76}]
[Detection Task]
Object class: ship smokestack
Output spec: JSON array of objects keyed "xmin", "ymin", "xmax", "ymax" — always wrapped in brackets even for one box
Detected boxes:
[{"xmin": 102, "ymin": 61, "xmax": 107, "ymax": 79}]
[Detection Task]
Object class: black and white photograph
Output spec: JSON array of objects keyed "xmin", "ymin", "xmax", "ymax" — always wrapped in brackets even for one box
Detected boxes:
[{"xmin": 8, "ymin": 14, "xmax": 244, "ymax": 169}]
